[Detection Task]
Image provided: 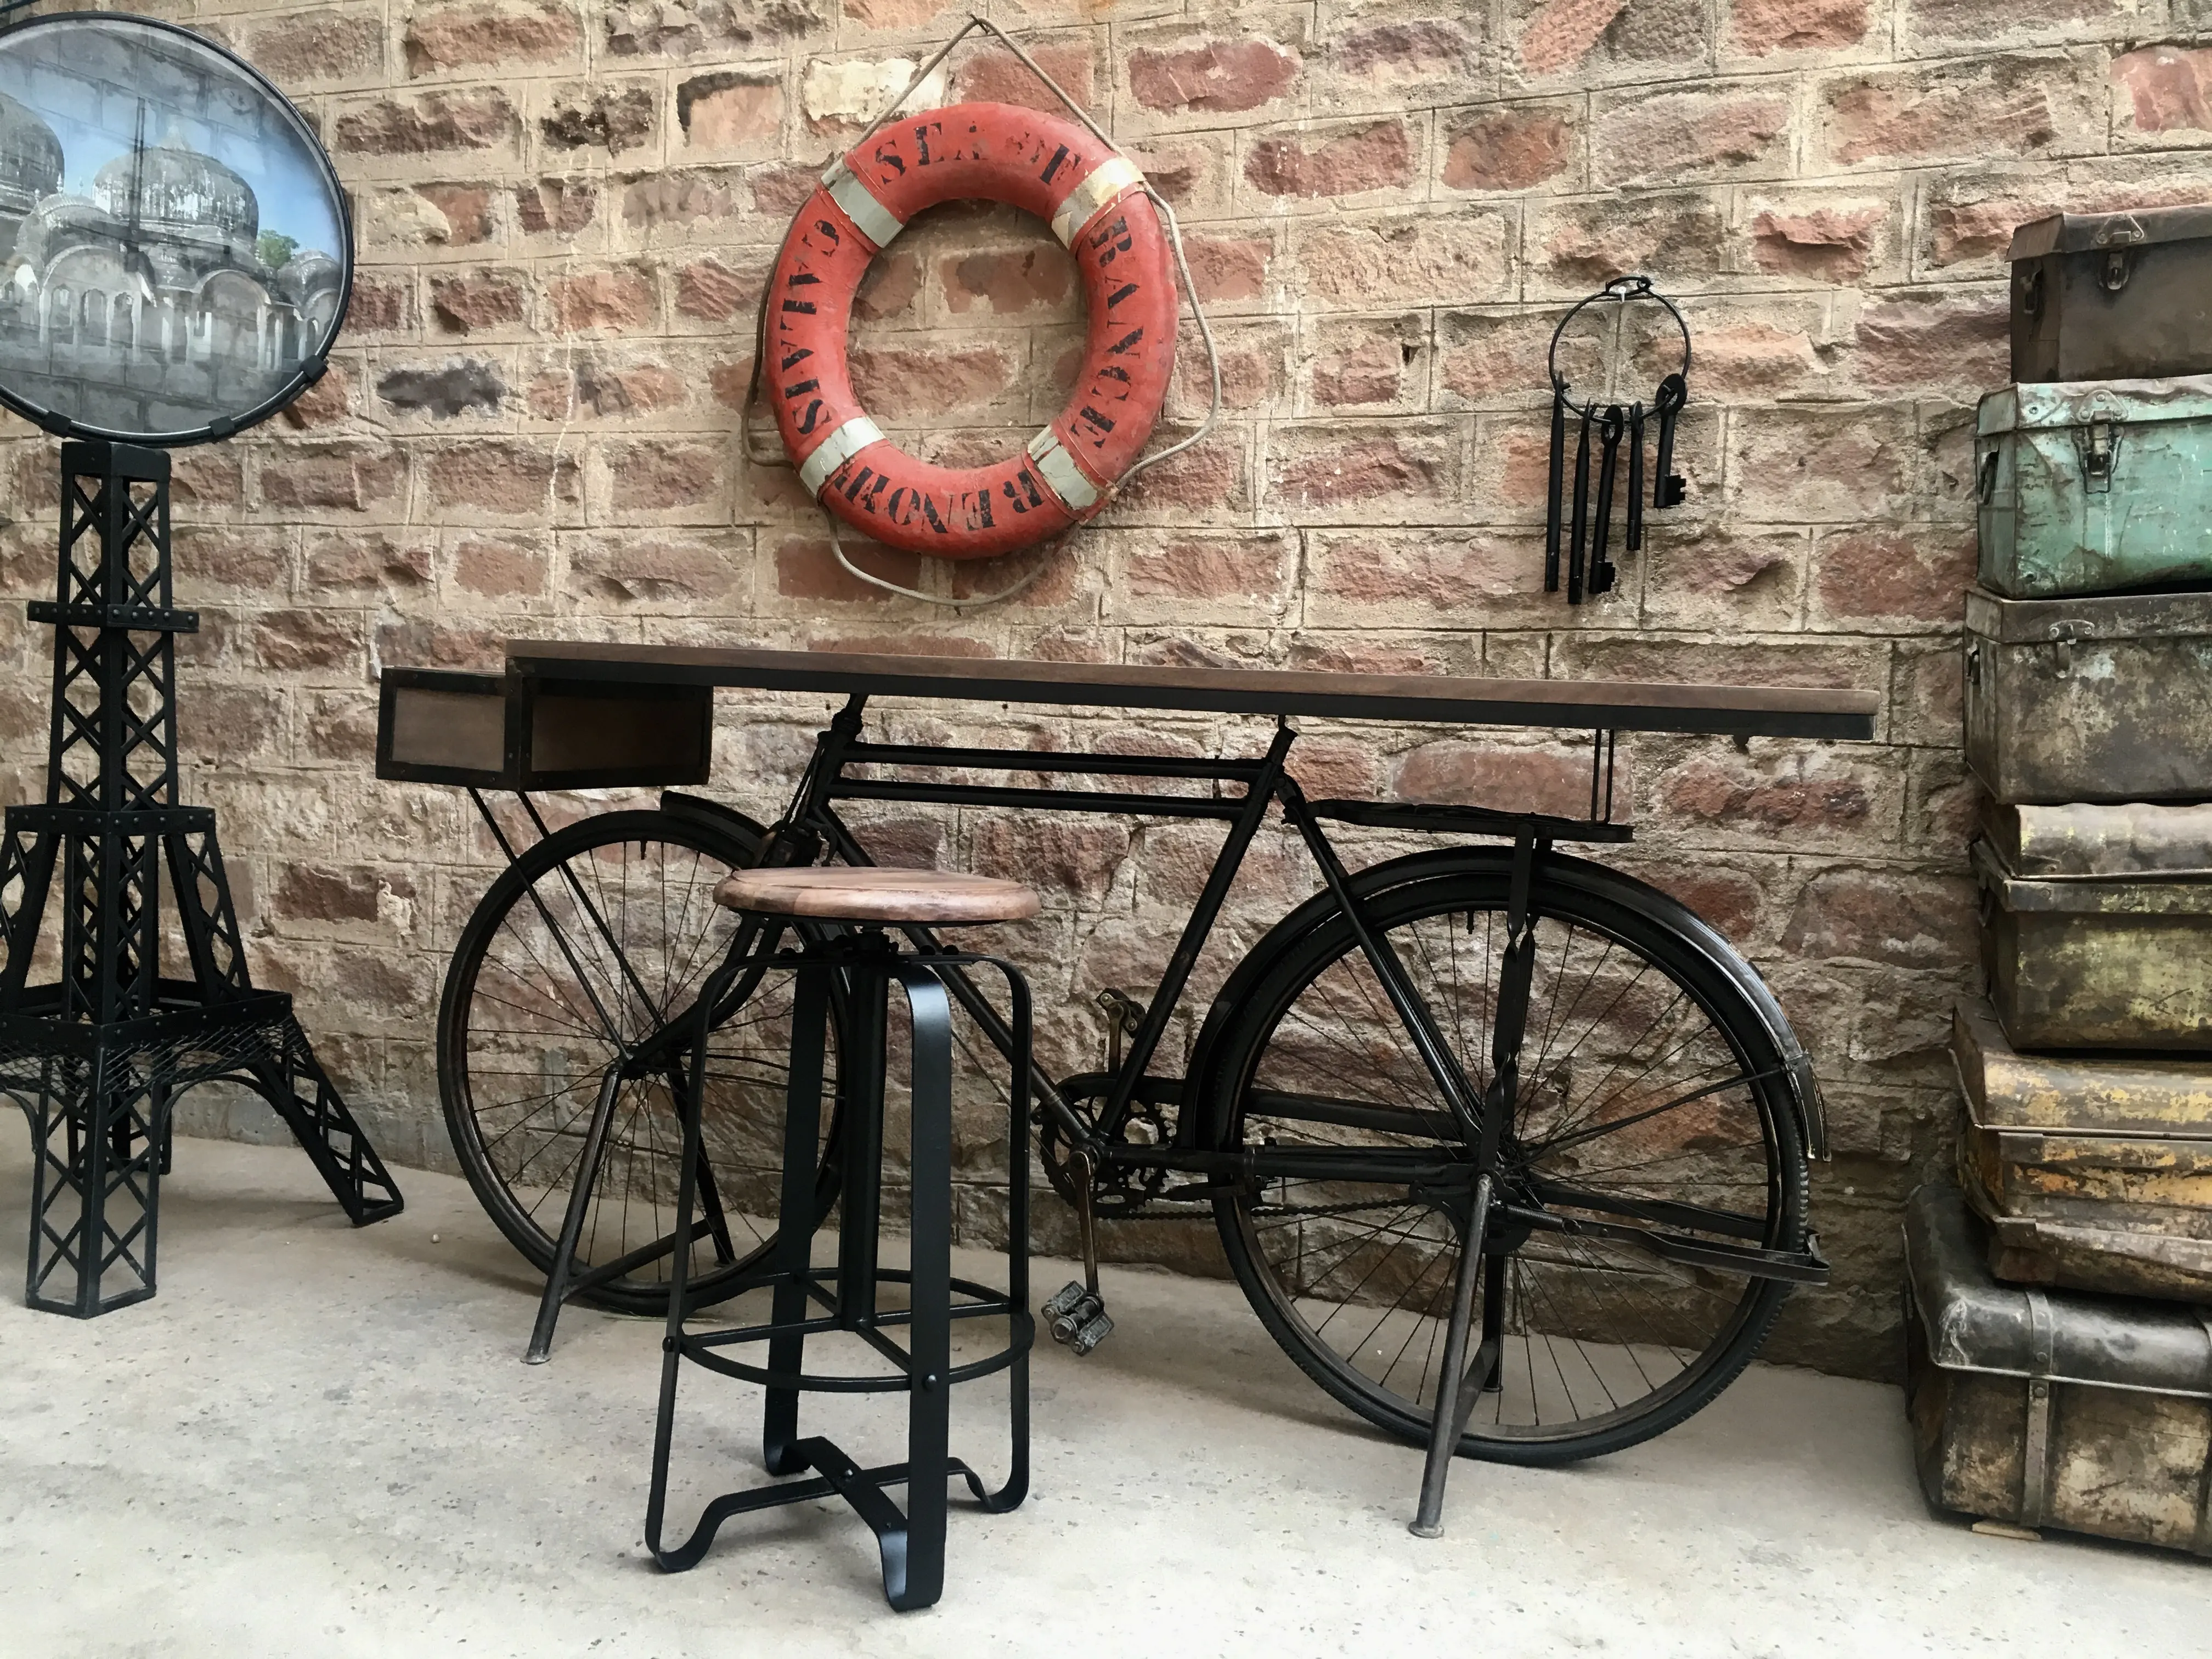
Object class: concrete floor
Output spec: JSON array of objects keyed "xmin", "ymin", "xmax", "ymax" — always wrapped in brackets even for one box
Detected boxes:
[{"xmin": 0, "ymin": 1132, "xmax": 2203, "ymax": 1659}]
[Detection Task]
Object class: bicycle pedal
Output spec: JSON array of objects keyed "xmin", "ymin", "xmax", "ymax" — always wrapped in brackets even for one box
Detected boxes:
[
  {"xmin": 1068, "ymin": 1311, "xmax": 1114, "ymax": 1357},
  {"xmin": 1042, "ymin": 1280, "xmax": 1090, "ymax": 1323},
  {"xmin": 1049, "ymin": 1291, "xmax": 1104, "ymax": 1345}
]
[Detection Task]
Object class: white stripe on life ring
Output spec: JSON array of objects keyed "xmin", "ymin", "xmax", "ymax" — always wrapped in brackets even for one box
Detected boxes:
[
  {"xmin": 1026, "ymin": 427, "xmax": 1102, "ymax": 513},
  {"xmin": 1049, "ymin": 155, "xmax": 1143, "ymax": 248},
  {"xmin": 821, "ymin": 160, "xmax": 906, "ymax": 250},
  {"xmin": 798, "ymin": 415, "xmax": 886, "ymax": 497}
]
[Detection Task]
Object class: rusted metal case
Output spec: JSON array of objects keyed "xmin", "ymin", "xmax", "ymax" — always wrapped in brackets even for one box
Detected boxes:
[
  {"xmin": 1952, "ymin": 998, "xmax": 2212, "ymax": 1301},
  {"xmin": 1972, "ymin": 833, "xmax": 2212, "ymax": 1049},
  {"xmin": 1905, "ymin": 1186, "xmax": 2212, "ymax": 1554},
  {"xmin": 1963, "ymin": 584, "xmax": 2212, "ymax": 804},
  {"xmin": 374, "ymin": 667, "xmax": 713, "ymax": 790},
  {"xmin": 1976, "ymin": 377, "xmax": 2212, "ymax": 599},
  {"xmin": 2010, "ymin": 207, "xmax": 2212, "ymax": 383}
]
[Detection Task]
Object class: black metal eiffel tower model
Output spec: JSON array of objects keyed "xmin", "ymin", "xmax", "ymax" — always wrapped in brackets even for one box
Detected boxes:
[{"xmin": 0, "ymin": 441, "xmax": 402, "ymax": 1316}]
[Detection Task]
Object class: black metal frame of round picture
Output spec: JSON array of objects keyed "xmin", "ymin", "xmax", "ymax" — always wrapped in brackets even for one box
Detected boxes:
[{"xmin": 0, "ymin": 9, "xmax": 352, "ymax": 446}]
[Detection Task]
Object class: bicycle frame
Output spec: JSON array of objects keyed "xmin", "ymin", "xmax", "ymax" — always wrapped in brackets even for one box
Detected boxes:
[{"xmin": 747, "ymin": 694, "xmax": 1592, "ymax": 1191}]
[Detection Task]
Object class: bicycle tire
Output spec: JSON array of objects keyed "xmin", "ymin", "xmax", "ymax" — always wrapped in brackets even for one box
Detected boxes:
[
  {"xmin": 1200, "ymin": 852, "xmax": 1808, "ymax": 1466},
  {"xmin": 438, "ymin": 807, "xmax": 842, "ymax": 1313}
]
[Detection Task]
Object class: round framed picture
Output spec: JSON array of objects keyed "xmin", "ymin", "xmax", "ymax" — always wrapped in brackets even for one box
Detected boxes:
[{"xmin": 0, "ymin": 11, "xmax": 353, "ymax": 447}]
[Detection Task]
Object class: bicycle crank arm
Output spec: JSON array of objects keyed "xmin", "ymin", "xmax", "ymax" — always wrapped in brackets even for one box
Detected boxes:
[{"xmin": 1503, "ymin": 1205, "xmax": 1830, "ymax": 1284}]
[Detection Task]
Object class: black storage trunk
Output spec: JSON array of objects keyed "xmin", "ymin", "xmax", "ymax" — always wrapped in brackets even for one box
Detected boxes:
[{"xmin": 2011, "ymin": 206, "xmax": 2212, "ymax": 383}]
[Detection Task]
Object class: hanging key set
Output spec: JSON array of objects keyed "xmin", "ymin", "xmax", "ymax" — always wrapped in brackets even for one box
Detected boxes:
[{"xmin": 1543, "ymin": 274, "xmax": 1693, "ymax": 605}]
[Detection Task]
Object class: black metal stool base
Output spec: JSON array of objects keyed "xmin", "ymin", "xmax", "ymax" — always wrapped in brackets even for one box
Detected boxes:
[
  {"xmin": 653, "ymin": 1435, "xmax": 1009, "ymax": 1609},
  {"xmin": 645, "ymin": 933, "xmax": 1032, "ymax": 1612}
]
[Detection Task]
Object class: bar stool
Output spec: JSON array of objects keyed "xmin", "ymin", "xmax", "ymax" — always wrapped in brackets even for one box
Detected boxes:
[{"xmin": 644, "ymin": 866, "xmax": 1040, "ymax": 1612}]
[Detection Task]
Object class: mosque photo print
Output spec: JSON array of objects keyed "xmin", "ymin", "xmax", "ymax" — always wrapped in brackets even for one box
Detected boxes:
[{"xmin": 0, "ymin": 12, "xmax": 349, "ymax": 445}]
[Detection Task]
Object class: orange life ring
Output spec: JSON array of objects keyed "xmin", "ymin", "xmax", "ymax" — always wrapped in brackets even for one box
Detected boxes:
[{"xmin": 765, "ymin": 102, "xmax": 1178, "ymax": 560}]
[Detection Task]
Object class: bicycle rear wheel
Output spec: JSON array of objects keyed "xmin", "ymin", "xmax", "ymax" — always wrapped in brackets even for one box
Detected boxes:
[
  {"xmin": 438, "ymin": 806, "xmax": 840, "ymax": 1313},
  {"xmin": 1203, "ymin": 853, "xmax": 1808, "ymax": 1465}
]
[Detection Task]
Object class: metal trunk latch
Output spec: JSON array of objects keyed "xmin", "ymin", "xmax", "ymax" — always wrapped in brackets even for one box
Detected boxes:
[
  {"xmin": 2074, "ymin": 419, "xmax": 2120, "ymax": 493},
  {"xmin": 2047, "ymin": 619, "xmax": 2092, "ymax": 678}
]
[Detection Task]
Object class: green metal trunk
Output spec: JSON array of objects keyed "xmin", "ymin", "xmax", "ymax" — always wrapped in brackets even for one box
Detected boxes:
[{"xmin": 1977, "ymin": 376, "xmax": 2212, "ymax": 599}]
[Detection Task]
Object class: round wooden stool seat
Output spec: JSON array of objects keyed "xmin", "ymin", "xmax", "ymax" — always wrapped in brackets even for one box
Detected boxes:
[{"xmin": 714, "ymin": 867, "xmax": 1040, "ymax": 925}]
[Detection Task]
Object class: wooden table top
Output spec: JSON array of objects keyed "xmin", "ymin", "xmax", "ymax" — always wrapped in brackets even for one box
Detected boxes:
[{"xmin": 505, "ymin": 640, "xmax": 1882, "ymax": 741}]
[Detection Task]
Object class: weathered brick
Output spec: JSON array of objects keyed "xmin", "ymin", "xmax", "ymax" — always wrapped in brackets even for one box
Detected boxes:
[
  {"xmin": 1782, "ymin": 870, "xmax": 1976, "ymax": 968},
  {"xmin": 1725, "ymin": 405, "xmax": 1916, "ymax": 521},
  {"xmin": 1663, "ymin": 752, "xmax": 1892, "ymax": 840},
  {"xmin": 450, "ymin": 533, "xmax": 550, "ymax": 597},
  {"xmin": 1296, "ymin": 212, "xmax": 1511, "ymax": 306},
  {"xmin": 1594, "ymin": 86, "xmax": 1794, "ymax": 186},
  {"xmin": 303, "ymin": 531, "xmax": 436, "ymax": 593},
  {"xmin": 677, "ymin": 71, "xmax": 785, "ymax": 147},
  {"xmin": 1910, "ymin": 0, "xmax": 2144, "ymax": 48},
  {"xmin": 952, "ymin": 43, "xmax": 1098, "ymax": 112},
  {"xmin": 1533, "ymin": 192, "xmax": 1729, "ymax": 293},
  {"xmin": 540, "ymin": 83, "xmax": 657, "ymax": 151},
  {"xmin": 1638, "ymin": 528, "xmax": 1808, "ymax": 631},
  {"xmin": 600, "ymin": 442, "xmax": 728, "ymax": 512},
  {"xmin": 1743, "ymin": 196, "xmax": 1892, "ymax": 280},
  {"xmin": 1810, "ymin": 529, "xmax": 1976, "ymax": 628},
  {"xmin": 567, "ymin": 529, "xmax": 740, "ymax": 601},
  {"xmin": 1397, "ymin": 740, "xmax": 1605, "ymax": 819},
  {"xmin": 1817, "ymin": 57, "xmax": 2101, "ymax": 167},
  {"xmin": 375, "ymin": 359, "xmax": 507, "ymax": 418},
  {"xmin": 279, "ymin": 368, "xmax": 355, "ymax": 432},
  {"xmin": 1306, "ymin": 315, "xmax": 1424, "ymax": 410},
  {"xmin": 1269, "ymin": 425, "xmax": 1454, "ymax": 514},
  {"xmin": 1336, "ymin": 18, "xmax": 1482, "ymax": 85},
  {"xmin": 941, "ymin": 246, "xmax": 1075, "ymax": 317},
  {"xmin": 2114, "ymin": 44, "xmax": 2212, "ymax": 137},
  {"xmin": 1123, "ymin": 532, "xmax": 1295, "ymax": 604},
  {"xmin": 404, "ymin": 3, "xmax": 581, "ymax": 76},
  {"xmin": 1245, "ymin": 121, "xmax": 1414, "ymax": 199},
  {"xmin": 1731, "ymin": 0, "xmax": 1871, "ymax": 54},
  {"xmin": 1512, "ymin": 0, "xmax": 1709, "ymax": 81},
  {"xmin": 972, "ymin": 817, "xmax": 1130, "ymax": 902},
  {"xmin": 546, "ymin": 267, "xmax": 658, "ymax": 332},
  {"xmin": 674, "ymin": 256, "xmax": 760, "ymax": 322},
  {"xmin": 425, "ymin": 441, "xmax": 581, "ymax": 514},
  {"xmin": 429, "ymin": 268, "xmax": 529, "ymax": 333},
  {"xmin": 604, "ymin": 0, "xmax": 825, "ymax": 58},
  {"xmin": 772, "ymin": 534, "xmax": 921, "ymax": 602},
  {"xmin": 1849, "ymin": 292, "xmax": 2008, "ymax": 393},
  {"xmin": 1441, "ymin": 104, "xmax": 1577, "ymax": 192},
  {"xmin": 236, "ymin": 10, "xmax": 386, "ymax": 83},
  {"xmin": 514, "ymin": 177, "xmax": 597, "ymax": 237},
  {"xmin": 620, "ymin": 168, "xmax": 739, "ymax": 228},
  {"xmin": 574, "ymin": 358, "xmax": 690, "ymax": 417},
  {"xmin": 1130, "ymin": 38, "xmax": 1301, "ymax": 114},
  {"xmin": 848, "ymin": 344, "xmax": 1019, "ymax": 419},
  {"xmin": 251, "ymin": 608, "xmax": 368, "ymax": 673},
  {"xmin": 258, "ymin": 444, "xmax": 405, "ymax": 512},
  {"xmin": 333, "ymin": 91, "xmax": 518, "ymax": 154},
  {"xmin": 346, "ymin": 279, "xmax": 416, "ymax": 334}
]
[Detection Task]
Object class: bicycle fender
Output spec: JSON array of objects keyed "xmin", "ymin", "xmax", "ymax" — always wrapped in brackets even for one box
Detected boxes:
[{"xmin": 658, "ymin": 790, "xmax": 770, "ymax": 845}]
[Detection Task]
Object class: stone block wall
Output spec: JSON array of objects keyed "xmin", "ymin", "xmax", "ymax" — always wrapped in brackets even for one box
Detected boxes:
[{"xmin": 12, "ymin": 0, "xmax": 2212, "ymax": 1376}]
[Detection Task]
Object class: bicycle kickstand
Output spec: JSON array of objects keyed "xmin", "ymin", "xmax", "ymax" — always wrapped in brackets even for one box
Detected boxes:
[{"xmin": 1043, "ymin": 1147, "xmax": 1113, "ymax": 1355}]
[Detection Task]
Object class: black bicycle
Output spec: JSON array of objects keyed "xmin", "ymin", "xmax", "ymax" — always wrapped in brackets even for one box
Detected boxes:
[{"xmin": 437, "ymin": 681, "xmax": 1843, "ymax": 1496}]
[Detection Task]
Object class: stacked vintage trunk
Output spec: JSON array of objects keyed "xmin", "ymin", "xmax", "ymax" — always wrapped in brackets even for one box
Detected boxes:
[{"xmin": 1908, "ymin": 207, "xmax": 2212, "ymax": 1554}]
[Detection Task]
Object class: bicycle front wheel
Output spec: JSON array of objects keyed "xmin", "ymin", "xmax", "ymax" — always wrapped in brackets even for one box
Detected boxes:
[
  {"xmin": 1203, "ymin": 853, "xmax": 1808, "ymax": 1465},
  {"xmin": 438, "ymin": 806, "xmax": 840, "ymax": 1313}
]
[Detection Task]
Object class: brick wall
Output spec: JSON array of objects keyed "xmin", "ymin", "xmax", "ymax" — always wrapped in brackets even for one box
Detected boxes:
[{"xmin": 16, "ymin": 0, "xmax": 2212, "ymax": 1376}]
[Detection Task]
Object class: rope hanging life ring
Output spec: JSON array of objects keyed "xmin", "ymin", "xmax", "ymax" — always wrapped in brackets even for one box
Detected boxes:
[{"xmin": 765, "ymin": 101, "xmax": 1178, "ymax": 560}]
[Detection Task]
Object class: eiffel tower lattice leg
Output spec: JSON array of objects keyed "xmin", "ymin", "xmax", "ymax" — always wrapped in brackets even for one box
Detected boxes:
[{"xmin": 166, "ymin": 821, "xmax": 403, "ymax": 1227}]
